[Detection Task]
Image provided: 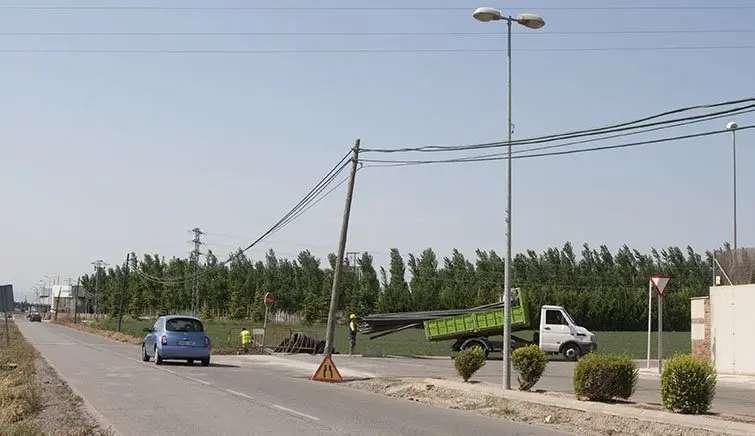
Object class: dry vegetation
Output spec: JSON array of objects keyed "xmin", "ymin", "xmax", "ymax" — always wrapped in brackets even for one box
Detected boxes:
[
  {"xmin": 343, "ymin": 378, "xmax": 728, "ymax": 436},
  {"xmin": 51, "ymin": 319, "xmax": 141, "ymax": 346},
  {"xmin": 0, "ymin": 319, "xmax": 115, "ymax": 436}
]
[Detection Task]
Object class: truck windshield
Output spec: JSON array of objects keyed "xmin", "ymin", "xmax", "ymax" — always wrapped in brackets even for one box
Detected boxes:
[{"xmin": 561, "ymin": 310, "xmax": 576, "ymax": 326}]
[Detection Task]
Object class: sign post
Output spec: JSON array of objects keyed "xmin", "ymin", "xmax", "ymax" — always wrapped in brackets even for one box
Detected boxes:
[
  {"xmin": 650, "ymin": 276, "xmax": 671, "ymax": 373},
  {"xmin": 646, "ymin": 279, "xmax": 652, "ymax": 369},
  {"xmin": 262, "ymin": 292, "xmax": 275, "ymax": 348},
  {"xmin": 1, "ymin": 284, "xmax": 14, "ymax": 347}
]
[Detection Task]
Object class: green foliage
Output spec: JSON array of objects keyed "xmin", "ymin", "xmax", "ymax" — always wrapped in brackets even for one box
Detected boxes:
[
  {"xmin": 660, "ymin": 354, "xmax": 717, "ymax": 414},
  {"xmin": 573, "ymin": 353, "xmax": 638, "ymax": 401},
  {"xmin": 454, "ymin": 346, "xmax": 486, "ymax": 382},
  {"xmin": 77, "ymin": 242, "xmax": 717, "ymax": 332},
  {"xmin": 512, "ymin": 345, "xmax": 548, "ymax": 391}
]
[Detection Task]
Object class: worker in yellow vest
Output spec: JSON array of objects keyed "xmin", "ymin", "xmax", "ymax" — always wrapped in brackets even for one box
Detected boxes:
[
  {"xmin": 240, "ymin": 327, "xmax": 252, "ymax": 354},
  {"xmin": 348, "ymin": 314, "xmax": 358, "ymax": 355}
]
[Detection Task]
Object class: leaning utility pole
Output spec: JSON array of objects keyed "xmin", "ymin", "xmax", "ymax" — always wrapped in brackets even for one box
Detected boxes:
[
  {"xmin": 324, "ymin": 139, "xmax": 361, "ymax": 355},
  {"xmin": 190, "ymin": 228, "xmax": 204, "ymax": 316}
]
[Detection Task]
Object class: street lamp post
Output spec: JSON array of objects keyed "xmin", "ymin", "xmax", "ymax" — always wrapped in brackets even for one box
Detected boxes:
[
  {"xmin": 473, "ymin": 6, "xmax": 546, "ymax": 390},
  {"xmin": 727, "ymin": 121, "xmax": 738, "ymax": 250}
]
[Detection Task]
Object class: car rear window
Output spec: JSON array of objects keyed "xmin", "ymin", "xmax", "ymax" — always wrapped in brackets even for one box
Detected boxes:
[{"xmin": 165, "ymin": 318, "xmax": 204, "ymax": 332}]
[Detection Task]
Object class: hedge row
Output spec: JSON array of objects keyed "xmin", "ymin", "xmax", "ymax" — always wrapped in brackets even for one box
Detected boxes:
[{"xmin": 455, "ymin": 348, "xmax": 717, "ymax": 415}]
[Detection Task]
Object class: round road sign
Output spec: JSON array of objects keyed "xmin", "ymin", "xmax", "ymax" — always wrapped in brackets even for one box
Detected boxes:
[{"xmin": 263, "ymin": 292, "xmax": 275, "ymax": 308}]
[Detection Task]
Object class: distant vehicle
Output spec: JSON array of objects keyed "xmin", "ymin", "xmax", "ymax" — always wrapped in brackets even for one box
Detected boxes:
[
  {"xmin": 141, "ymin": 315, "xmax": 211, "ymax": 366},
  {"xmin": 29, "ymin": 312, "xmax": 42, "ymax": 322}
]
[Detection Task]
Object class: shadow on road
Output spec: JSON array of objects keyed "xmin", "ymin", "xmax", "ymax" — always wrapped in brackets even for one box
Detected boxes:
[{"xmin": 160, "ymin": 361, "xmax": 240, "ymax": 368}]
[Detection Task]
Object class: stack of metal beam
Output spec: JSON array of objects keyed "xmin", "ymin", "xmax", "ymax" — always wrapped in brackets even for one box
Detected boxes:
[{"xmin": 358, "ymin": 301, "xmax": 506, "ymax": 340}]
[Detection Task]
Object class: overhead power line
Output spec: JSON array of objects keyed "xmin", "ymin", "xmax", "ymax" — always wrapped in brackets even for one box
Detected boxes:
[
  {"xmin": 479, "ymin": 107, "xmax": 755, "ymax": 159},
  {"xmin": 360, "ymin": 125, "xmax": 755, "ymax": 167},
  {"xmin": 134, "ymin": 150, "xmax": 354, "ymax": 285},
  {"xmin": 380, "ymin": 106, "xmax": 755, "ymax": 165},
  {"xmin": 2, "ymin": 46, "xmax": 755, "ymax": 54},
  {"xmin": 361, "ymin": 97, "xmax": 755, "ymax": 154}
]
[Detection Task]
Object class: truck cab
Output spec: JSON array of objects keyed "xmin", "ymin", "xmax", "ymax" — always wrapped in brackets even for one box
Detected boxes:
[{"xmin": 537, "ymin": 305, "xmax": 597, "ymax": 360}]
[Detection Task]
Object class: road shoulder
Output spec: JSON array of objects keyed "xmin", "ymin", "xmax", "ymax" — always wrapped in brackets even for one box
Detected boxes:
[
  {"xmin": 342, "ymin": 377, "xmax": 755, "ymax": 436},
  {"xmin": 2, "ymin": 319, "xmax": 114, "ymax": 436}
]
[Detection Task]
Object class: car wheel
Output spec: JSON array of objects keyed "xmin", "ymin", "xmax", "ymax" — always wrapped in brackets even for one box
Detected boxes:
[
  {"xmin": 154, "ymin": 346, "xmax": 163, "ymax": 365},
  {"xmin": 200, "ymin": 357, "xmax": 210, "ymax": 367},
  {"xmin": 187, "ymin": 359, "xmax": 194, "ymax": 365},
  {"xmin": 562, "ymin": 343, "xmax": 581, "ymax": 361},
  {"xmin": 141, "ymin": 344, "xmax": 150, "ymax": 362}
]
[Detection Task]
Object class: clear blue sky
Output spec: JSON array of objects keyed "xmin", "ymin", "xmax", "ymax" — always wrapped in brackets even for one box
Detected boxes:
[{"xmin": 1, "ymin": 0, "xmax": 753, "ymax": 302}]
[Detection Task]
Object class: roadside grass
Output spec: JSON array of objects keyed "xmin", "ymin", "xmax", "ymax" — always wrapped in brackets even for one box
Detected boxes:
[
  {"xmin": 76, "ymin": 316, "xmax": 690, "ymax": 359},
  {"xmin": 0, "ymin": 321, "xmax": 43, "ymax": 433}
]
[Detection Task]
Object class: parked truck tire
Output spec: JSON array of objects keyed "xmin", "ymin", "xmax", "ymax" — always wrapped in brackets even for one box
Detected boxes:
[
  {"xmin": 561, "ymin": 342, "xmax": 581, "ymax": 361},
  {"xmin": 460, "ymin": 338, "xmax": 490, "ymax": 360}
]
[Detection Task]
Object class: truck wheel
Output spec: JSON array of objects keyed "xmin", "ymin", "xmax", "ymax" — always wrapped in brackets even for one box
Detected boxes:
[
  {"xmin": 562, "ymin": 343, "xmax": 581, "ymax": 361},
  {"xmin": 462, "ymin": 342, "xmax": 489, "ymax": 360}
]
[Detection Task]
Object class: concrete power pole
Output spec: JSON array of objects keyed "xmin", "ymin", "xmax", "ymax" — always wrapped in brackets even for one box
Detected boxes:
[
  {"xmin": 190, "ymin": 228, "xmax": 204, "ymax": 316},
  {"xmin": 324, "ymin": 139, "xmax": 361, "ymax": 356}
]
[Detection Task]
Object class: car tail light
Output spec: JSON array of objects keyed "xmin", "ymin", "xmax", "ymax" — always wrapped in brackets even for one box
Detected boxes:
[
  {"xmin": 161, "ymin": 335, "xmax": 167, "ymax": 345},
  {"xmin": 204, "ymin": 336, "xmax": 210, "ymax": 347}
]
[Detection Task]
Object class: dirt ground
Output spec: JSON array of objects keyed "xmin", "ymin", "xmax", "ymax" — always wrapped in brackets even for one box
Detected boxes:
[
  {"xmin": 1, "ymin": 357, "xmax": 117, "ymax": 436},
  {"xmin": 343, "ymin": 378, "xmax": 726, "ymax": 436}
]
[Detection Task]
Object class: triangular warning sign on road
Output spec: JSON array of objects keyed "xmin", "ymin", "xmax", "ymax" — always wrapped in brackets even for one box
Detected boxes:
[
  {"xmin": 311, "ymin": 354, "xmax": 343, "ymax": 383},
  {"xmin": 650, "ymin": 276, "xmax": 672, "ymax": 297}
]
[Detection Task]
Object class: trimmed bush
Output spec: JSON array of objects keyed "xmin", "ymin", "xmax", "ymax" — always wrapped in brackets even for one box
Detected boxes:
[
  {"xmin": 512, "ymin": 344, "xmax": 548, "ymax": 391},
  {"xmin": 455, "ymin": 346, "xmax": 486, "ymax": 382},
  {"xmin": 660, "ymin": 354, "xmax": 717, "ymax": 414},
  {"xmin": 573, "ymin": 353, "xmax": 638, "ymax": 402}
]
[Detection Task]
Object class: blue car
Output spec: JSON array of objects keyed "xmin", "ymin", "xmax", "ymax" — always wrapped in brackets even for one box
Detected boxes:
[{"xmin": 141, "ymin": 315, "xmax": 211, "ymax": 366}]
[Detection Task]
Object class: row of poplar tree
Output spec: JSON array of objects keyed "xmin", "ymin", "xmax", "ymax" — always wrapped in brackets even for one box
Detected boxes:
[{"xmin": 81, "ymin": 242, "xmax": 718, "ymax": 332}]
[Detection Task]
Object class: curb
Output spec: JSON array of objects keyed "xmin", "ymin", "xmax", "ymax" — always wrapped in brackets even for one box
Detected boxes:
[
  {"xmin": 425, "ymin": 378, "xmax": 755, "ymax": 436},
  {"xmin": 637, "ymin": 368, "xmax": 755, "ymax": 389}
]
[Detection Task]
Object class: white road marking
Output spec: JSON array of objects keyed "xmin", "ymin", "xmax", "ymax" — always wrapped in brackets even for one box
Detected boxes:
[
  {"xmin": 272, "ymin": 404, "xmax": 320, "ymax": 421},
  {"xmin": 225, "ymin": 389, "xmax": 253, "ymax": 399},
  {"xmin": 185, "ymin": 376, "xmax": 211, "ymax": 385},
  {"xmin": 225, "ymin": 390, "xmax": 320, "ymax": 421}
]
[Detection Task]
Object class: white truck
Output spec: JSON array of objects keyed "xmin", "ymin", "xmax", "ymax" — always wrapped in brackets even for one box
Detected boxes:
[{"xmin": 422, "ymin": 290, "xmax": 598, "ymax": 360}]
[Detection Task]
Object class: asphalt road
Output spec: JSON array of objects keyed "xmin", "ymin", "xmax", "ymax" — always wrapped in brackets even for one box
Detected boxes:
[
  {"xmin": 249, "ymin": 353, "xmax": 755, "ymax": 417},
  {"xmin": 16, "ymin": 320, "xmax": 569, "ymax": 436}
]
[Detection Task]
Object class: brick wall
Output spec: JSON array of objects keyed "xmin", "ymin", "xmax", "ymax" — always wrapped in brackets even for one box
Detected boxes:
[{"xmin": 690, "ymin": 297, "xmax": 710, "ymax": 359}]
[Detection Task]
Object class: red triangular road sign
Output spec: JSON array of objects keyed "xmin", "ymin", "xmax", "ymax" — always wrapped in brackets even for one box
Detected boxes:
[
  {"xmin": 650, "ymin": 276, "xmax": 671, "ymax": 297},
  {"xmin": 311, "ymin": 354, "xmax": 343, "ymax": 383}
]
